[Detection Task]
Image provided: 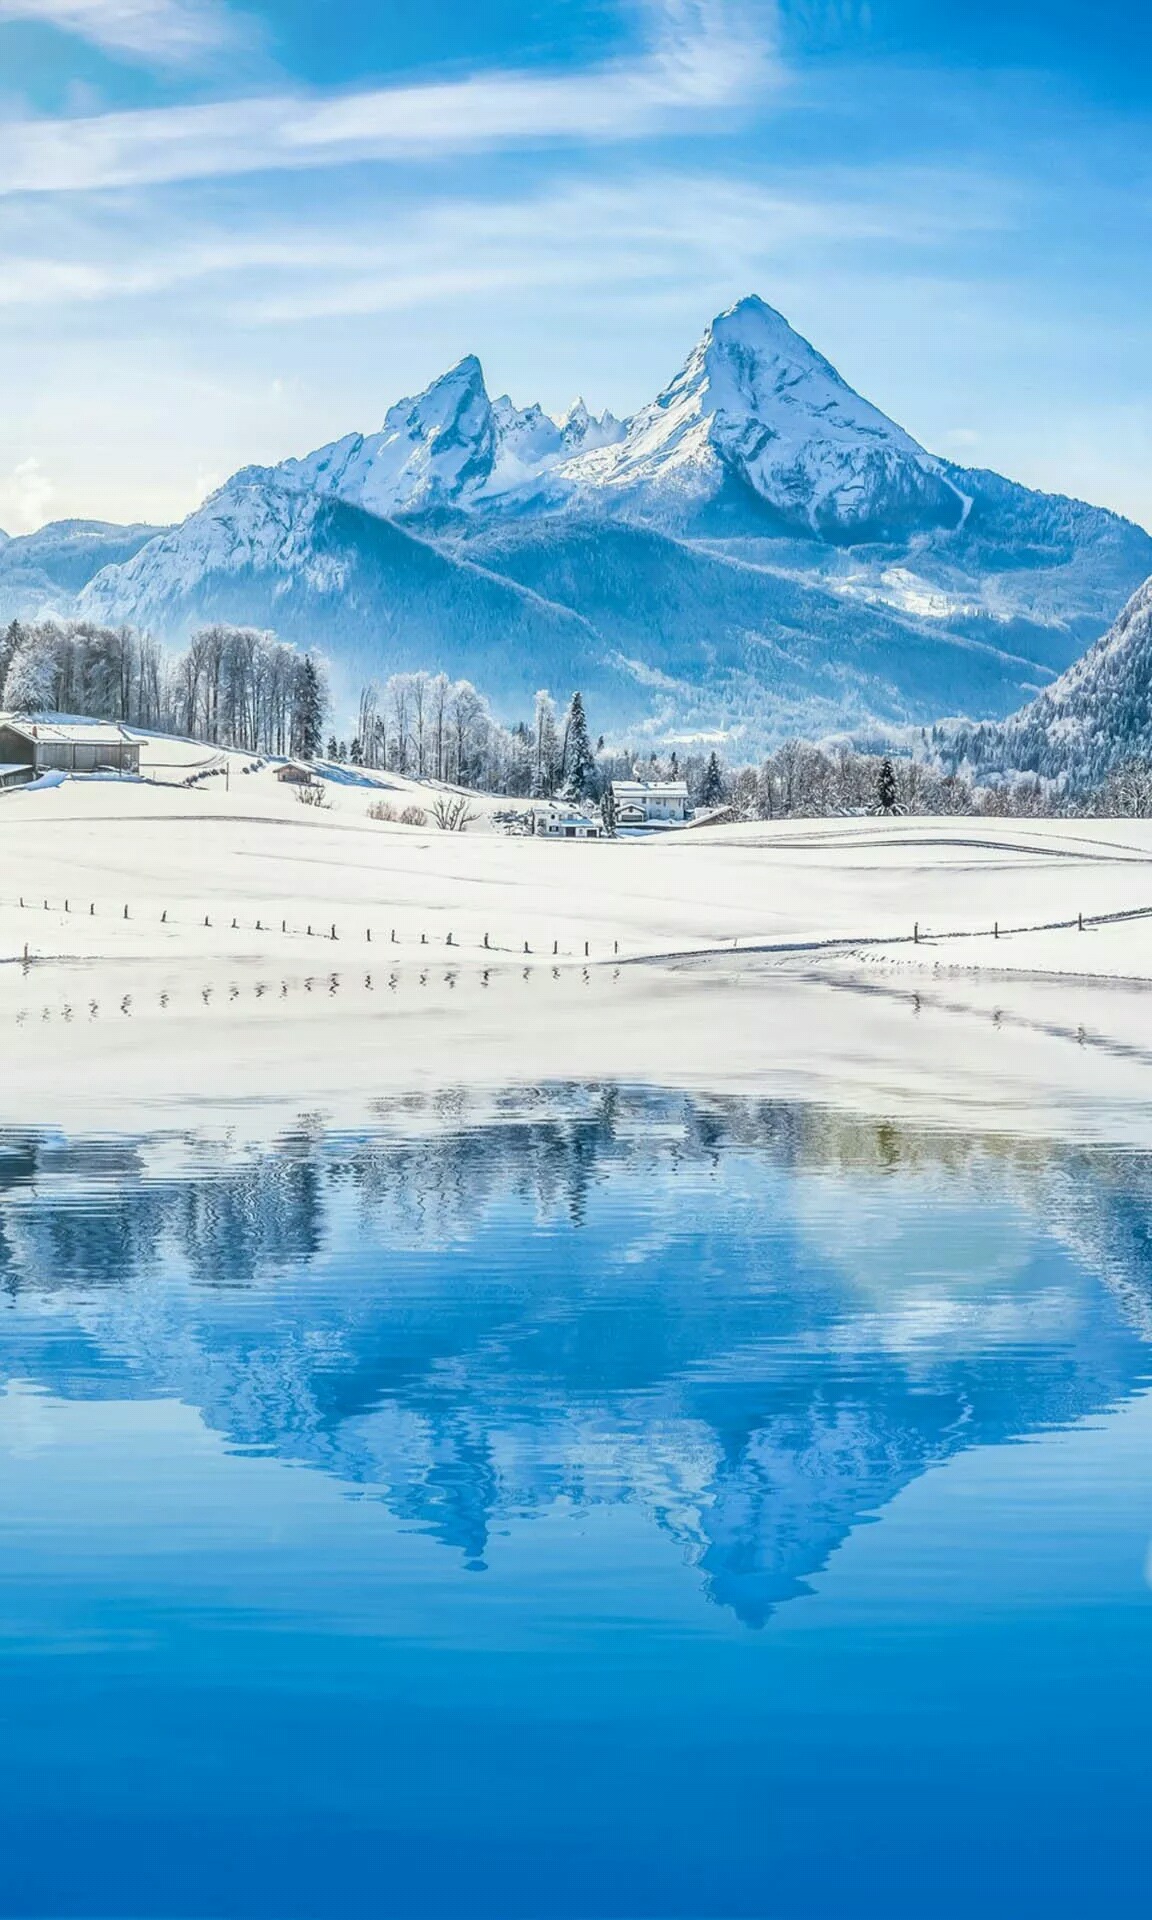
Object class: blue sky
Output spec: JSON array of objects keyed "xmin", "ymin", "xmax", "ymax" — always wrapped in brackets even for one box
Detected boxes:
[{"xmin": 1, "ymin": 0, "xmax": 1150, "ymax": 533}]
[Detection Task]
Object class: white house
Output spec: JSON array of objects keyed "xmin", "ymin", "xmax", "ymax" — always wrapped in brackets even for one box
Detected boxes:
[
  {"xmin": 610, "ymin": 780, "xmax": 690, "ymax": 826},
  {"xmin": 533, "ymin": 806, "xmax": 602, "ymax": 840}
]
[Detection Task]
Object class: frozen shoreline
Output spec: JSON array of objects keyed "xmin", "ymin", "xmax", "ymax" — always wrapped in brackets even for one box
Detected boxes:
[
  {"xmin": 7, "ymin": 951, "xmax": 1152, "ymax": 1149},
  {"xmin": 6, "ymin": 770, "xmax": 1152, "ymax": 1144}
]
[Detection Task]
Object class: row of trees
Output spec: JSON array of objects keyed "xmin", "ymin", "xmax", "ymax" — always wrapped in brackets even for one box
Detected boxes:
[
  {"xmin": 0, "ymin": 619, "xmax": 327, "ymax": 760},
  {"xmin": 4, "ymin": 614, "xmax": 1141, "ymax": 816},
  {"xmin": 349, "ymin": 676, "xmax": 603, "ymax": 799},
  {"xmin": 710, "ymin": 742, "xmax": 1056, "ymax": 820}
]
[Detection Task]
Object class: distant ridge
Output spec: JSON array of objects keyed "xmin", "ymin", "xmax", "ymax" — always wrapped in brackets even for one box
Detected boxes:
[{"xmin": 952, "ymin": 573, "xmax": 1152, "ymax": 790}]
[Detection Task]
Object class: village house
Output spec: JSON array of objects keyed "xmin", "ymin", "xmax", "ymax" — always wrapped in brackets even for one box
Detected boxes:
[
  {"xmin": 0, "ymin": 715, "xmax": 142, "ymax": 790},
  {"xmin": 610, "ymin": 780, "xmax": 690, "ymax": 827},
  {"xmin": 532, "ymin": 805, "xmax": 602, "ymax": 840}
]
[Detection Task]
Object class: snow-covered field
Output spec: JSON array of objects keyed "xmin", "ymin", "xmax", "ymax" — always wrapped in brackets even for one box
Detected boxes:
[{"xmin": 6, "ymin": 741, "xmax": 1152, "ymax": 1142}]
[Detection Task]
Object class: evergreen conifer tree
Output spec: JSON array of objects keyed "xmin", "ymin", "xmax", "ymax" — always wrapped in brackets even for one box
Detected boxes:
[
  {"xmin": 700, "ymin": 751, "xmax": 725, "ymax": 808},
  {"xmin": 291, "ymin": 655, "xmax": 326, "ymax": 761},
  {"xmin": 876, "ymin": 756, "xmax": 899, "ymax": 814},
  {"xmin": 600, "ymin": 786, "xmax": 618, "ymax": 837},
  {"xmin": 560, "ymin": 691, "xmax": 597, "ymax": 800}
]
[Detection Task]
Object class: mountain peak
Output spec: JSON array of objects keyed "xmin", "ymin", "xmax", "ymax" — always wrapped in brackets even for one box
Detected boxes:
[
  {"xmin": 562, "ymin": 292, "xmax": 967, "ymax": 540},
  {"xmin": 273, "ymin": 354, "xmax": 498, "ymax": 517},
  {"xmin": 381, "ymin": 353, "xmax": 490, "ymax": 439},
  {"xmin": 705, "ymin": 294, "xmax": 842, "ymax": 379}
]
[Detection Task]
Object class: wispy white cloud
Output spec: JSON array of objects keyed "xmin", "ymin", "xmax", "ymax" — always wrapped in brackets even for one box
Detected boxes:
[
  {"xmin": 0, "ymin": 167, "xmax": 1013, "ymax": 317},
  {"xmin": 0, "ymin": 0, "xmax": 247, "ymax": 67},
  {"xmin": 0, "ymin": 1, "xmax": 777, "ymax": 193}
]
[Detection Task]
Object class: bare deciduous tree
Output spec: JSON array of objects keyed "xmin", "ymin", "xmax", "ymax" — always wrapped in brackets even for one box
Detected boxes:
[{"xmin": 430, "ymin": 795, "xmax": 477, "ymax": 832}]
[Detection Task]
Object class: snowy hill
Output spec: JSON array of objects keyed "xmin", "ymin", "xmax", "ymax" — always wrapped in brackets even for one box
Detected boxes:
[
  {"xmin": 0, "ymin": 518, "xmax": 165, "ymax": 623},
  {"xmin": 955, "ymin": 573, "xmax": 1152, "ymax": 789},
  {"xmin": 37, "ymin": 294, "xmax": 1152, "ymax": 741},
  {"xmin": 77, "ymin": 479, "xmax": 624, "ymax": 710}
]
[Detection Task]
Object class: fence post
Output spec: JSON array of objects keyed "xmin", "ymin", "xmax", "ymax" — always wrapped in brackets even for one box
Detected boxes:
[
  {"xmin": 123, "ymin": 904, "xmax": 129, "ymax": 920},
  {"xmin": 913, "ymin": 921, "xmax": 919, "ymax": 944},
  {"xmin": 994, "ymin": 921, "xmax": 998, "ymax": 939},
  {"xmin": 1078, "ymin": 911, "xmax": 1084, "ymax": 932}
]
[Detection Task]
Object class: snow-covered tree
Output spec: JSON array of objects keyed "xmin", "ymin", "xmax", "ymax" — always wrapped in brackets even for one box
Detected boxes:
[
  {"xmin": 3, "ymin": 625, "xmax": 60, "ymax": 712},
  {"xmin": 533, "ymin": 690, "xmax": 559, "ymax": 797},
  {"xmin": 291, "ymin": 654, "xmax": 327, "ymax": 761},
  {"xmin": 875, "ymin": 757, "xmax": 899, "ymax": 814},
  {"xmin": 560, "ymin": 691, "xmax": 597, "ymax": 800},
  {"xmin": 699, "ymin": 751, "xmax": 726, "ymax": 808}
]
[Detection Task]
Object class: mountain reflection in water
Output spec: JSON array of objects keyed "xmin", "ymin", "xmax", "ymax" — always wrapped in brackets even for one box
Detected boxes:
[{"xmin": 3, "ymin": 1088, "xmax": 1150, "ymax": 1628}]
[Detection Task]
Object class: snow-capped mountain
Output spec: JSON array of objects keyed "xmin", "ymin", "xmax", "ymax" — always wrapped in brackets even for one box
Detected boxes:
[
  {"xmin": 42, "ymin": 295, "xmax": 1152, "ymax": 741},
  {"xmin": 0, "ymin": 517, "xmax": 164, "ymax": 623},
  {"xmin": 954, "ymin": 573, "xmax": 1152, "ymax": 790},
  {"xmin": 265, "ymin": 296, "xmax": 964, "ymax": 540},
  {"xmin": 272, "ymin": 352, "xmax": 624, "ymax": 518},
  {"xmin": 77, "ymin": 477, "xmax": 612, "ymax": 707},
  {"xmin": 560, "ymin": 294, "xmax": 968, "ymax": 539}
]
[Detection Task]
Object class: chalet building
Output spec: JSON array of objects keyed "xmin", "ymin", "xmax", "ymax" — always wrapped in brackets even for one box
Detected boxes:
[
  {"xmin": 0, "ymin": 716, "xmax": 141, "ymax": 790},
  {"xmin": 610, "ymin": 780, "xmax": 690, "ymax": 827}
]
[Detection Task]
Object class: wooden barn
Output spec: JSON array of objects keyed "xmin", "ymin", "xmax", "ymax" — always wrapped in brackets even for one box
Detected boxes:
[{"xmin": 0, "ymin": 716, "xmax": 142, "ymax": 788}]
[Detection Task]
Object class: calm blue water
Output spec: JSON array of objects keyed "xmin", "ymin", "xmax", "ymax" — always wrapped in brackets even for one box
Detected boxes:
[{"xmin": 1, "ymin": 1088, "xmax": 1151, "ymax": 1919}]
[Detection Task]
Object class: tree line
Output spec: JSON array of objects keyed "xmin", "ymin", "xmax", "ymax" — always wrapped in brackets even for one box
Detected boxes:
[
  {"xmin": 0, "ymin": 619, "xmax": 327, "ymax": 759},
  {"xmin": 2, "ymin": 614, "xmax": 1142, "ymax": 816}
]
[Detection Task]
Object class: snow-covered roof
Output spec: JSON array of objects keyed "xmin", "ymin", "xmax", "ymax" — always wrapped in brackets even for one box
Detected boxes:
[
  {"xmin": 612, "ymin": 780, "xmax": 689, "ymax": 798},
  {"xmin": 0, "ymin": 713, "xmax": 137, "ymax": 746}
]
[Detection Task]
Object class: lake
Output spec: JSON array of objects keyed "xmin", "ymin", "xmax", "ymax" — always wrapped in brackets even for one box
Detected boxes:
[{"xmin": 1, "ymin": 1087, "xmax": 1150, "ymax": 1918}]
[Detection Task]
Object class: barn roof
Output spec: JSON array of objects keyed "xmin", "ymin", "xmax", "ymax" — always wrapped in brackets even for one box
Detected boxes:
[{"xmin": 0, "ymin": 712, "xmax": 136, "ymax": 747}]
